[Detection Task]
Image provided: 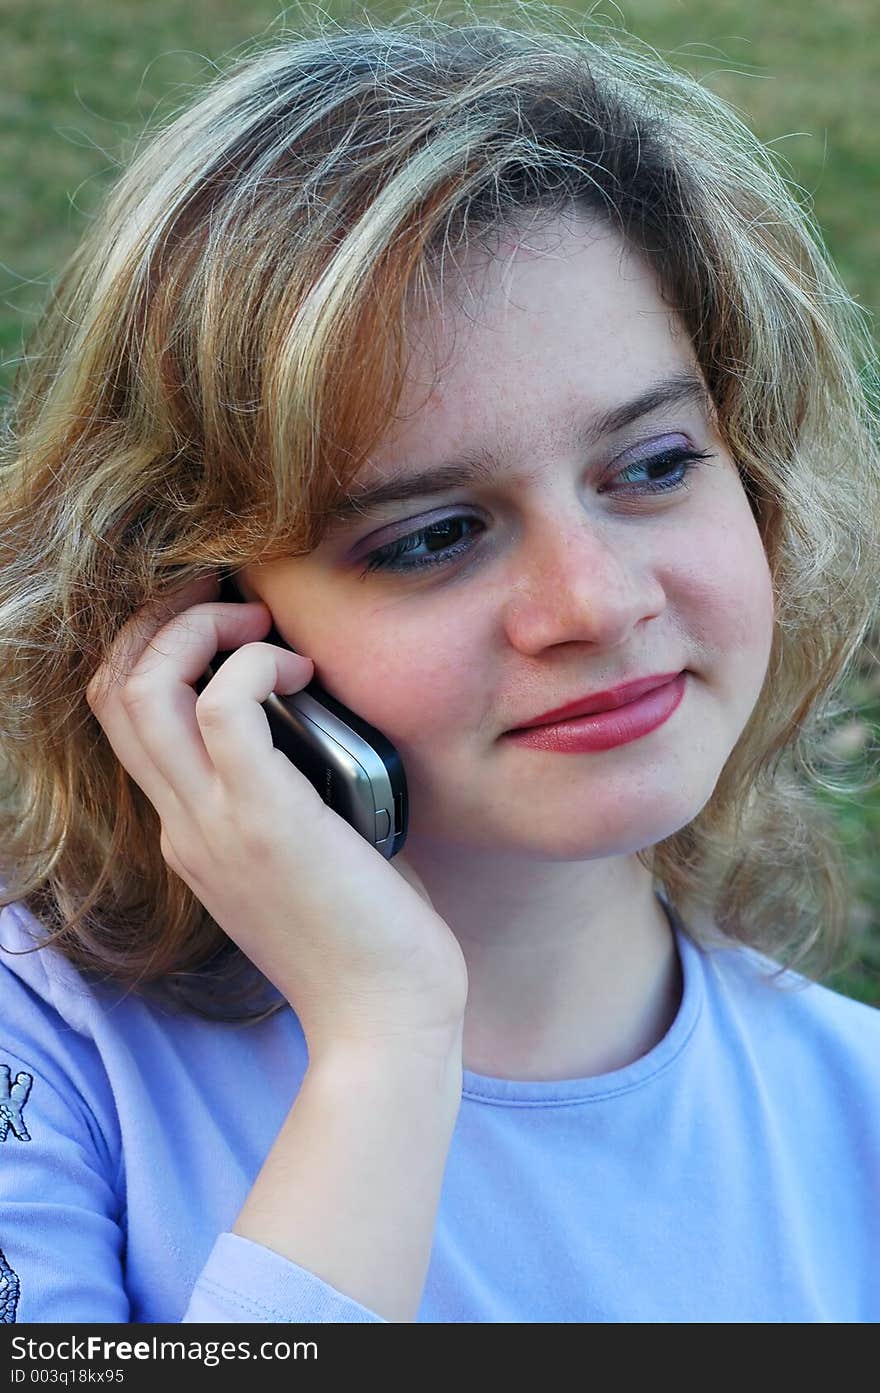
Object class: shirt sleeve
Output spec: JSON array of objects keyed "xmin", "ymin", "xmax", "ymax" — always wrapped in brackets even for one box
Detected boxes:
[
  {"xmin": 182, "ymin": 1232, "xmax": 388, "ymax": 1322},
  {"xmin": 0, "ymin": 904, "xmax": 388, "ymax": 1324},
  {"xmin": 0, "ymin": 950, "xmax": 129, "ymax": 1322}
]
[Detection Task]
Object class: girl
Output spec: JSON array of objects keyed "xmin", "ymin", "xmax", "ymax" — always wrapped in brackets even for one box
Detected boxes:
[{"xmin": 1, "ymin": 8, "xmax": 878, "ymax": 1324}]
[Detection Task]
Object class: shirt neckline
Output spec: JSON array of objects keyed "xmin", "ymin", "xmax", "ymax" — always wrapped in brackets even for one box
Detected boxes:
[{"xmin": 460, "ymin": 891, "xmax": 704, "ymax": 1106}]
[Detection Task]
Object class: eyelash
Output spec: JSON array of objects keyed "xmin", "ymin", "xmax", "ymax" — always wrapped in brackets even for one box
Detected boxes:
[{"xmin": 358, "ymin": 445, "xmax": 716, "ymax": 577}]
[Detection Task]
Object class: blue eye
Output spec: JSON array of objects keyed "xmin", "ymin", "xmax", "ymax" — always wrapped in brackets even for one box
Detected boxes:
[{"xmin": 359, "ymin": 445, "xmax": 716, "ymax": 577}]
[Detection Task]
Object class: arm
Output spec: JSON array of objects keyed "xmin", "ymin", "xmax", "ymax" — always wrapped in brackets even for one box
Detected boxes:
[
  {"xmin": 1, "ymin": 903, "xmax": 462, "ymax": 1325},
  {"xmin": 226, "ymin": 1036, "xmax": 463, "ymax": 1324},
  {"xmin": 79, "ymin": 582, "xmax": 471, "ymax": 1324}
]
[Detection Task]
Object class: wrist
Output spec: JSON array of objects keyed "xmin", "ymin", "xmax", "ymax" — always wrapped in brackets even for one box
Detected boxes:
[{"xmin": 307, "ymin": 1026, "xmax": 464, "ymax": 1099}]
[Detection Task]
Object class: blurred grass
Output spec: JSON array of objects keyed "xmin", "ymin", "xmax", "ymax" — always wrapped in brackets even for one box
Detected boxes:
[{"xmin": 0, "ymin": 0, "xmax": 877, "ymax": 1001}]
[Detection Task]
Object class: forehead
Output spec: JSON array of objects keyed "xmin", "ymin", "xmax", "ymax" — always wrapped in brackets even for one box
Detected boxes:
[{"xmin": 369, "ymin": 213, "xmax": 695, "ymax": 470}]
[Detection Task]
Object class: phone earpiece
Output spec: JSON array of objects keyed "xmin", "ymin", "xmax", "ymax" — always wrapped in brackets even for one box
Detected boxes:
[{"xmin": 217, "ymin": 571, "xmax": 243, "ymax": 605}]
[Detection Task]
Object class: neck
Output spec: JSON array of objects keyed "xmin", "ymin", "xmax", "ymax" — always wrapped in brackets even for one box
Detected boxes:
[{"xmin": 396, "ymin": 843, "xmax": 682, "ymax": 1082}]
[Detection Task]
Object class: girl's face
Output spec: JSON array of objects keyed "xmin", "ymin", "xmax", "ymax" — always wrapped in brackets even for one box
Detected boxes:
[{"xmin": 240, "ymin": 216, "xmax": 775, "ymax": 863}]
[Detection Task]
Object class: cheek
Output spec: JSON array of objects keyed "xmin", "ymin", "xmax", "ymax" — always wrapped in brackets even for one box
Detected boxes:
[
  {"xmin": 258, "ymin": 566, "xmax": 482, "ymax": 750},
  {"xmin": 313, "ymin": 613, "xmax": 479, "ymax": 743},
  {"xmin": 675, "ymin": 497, "xmax": 775, "ymax": 678}
]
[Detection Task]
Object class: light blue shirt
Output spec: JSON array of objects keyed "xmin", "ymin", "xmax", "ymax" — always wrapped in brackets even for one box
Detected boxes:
[{"xmin": 1, "ymin": 889, "xmax": 878, "ymax": 1323}]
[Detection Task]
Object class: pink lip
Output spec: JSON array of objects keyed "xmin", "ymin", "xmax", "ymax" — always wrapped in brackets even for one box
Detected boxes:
[
  {"xmin": 503, "ymin": 672, "xmax": 688, "ymax": 753},
  {"xmin": 508, "ymin": 671, "xmax": 684, "ymax": 731}
]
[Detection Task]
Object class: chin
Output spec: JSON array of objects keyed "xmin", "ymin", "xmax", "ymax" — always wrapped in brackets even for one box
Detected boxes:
[{"xmin": 406, "ymin": 807, "xmax": 686, "ymax": 864}]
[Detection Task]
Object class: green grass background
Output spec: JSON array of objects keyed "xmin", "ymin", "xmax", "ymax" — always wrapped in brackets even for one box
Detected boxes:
[{"xmin": 1, "ymin": 0, "xmax": 878, "ymax": 1001}]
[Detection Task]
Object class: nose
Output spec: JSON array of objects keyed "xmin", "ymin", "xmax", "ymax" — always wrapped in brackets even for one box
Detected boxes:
[{"xmin": 501, "ymin": 510, "xmax": 666, "ymax": 654}]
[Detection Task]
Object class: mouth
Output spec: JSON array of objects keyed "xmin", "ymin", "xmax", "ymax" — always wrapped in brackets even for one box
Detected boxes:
[
  {"xmin": 507, "ymin": 671, "xmax": 685, "ymax": 732},
  {"xmin": 502, "ymin": 672, "xmax": 689, "ymax": 753}
]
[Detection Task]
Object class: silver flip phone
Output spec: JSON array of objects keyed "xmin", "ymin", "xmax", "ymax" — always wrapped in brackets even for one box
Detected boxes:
[{"xmin": 197, "ymin": 573, "xmax": 408, "ymax": 859}]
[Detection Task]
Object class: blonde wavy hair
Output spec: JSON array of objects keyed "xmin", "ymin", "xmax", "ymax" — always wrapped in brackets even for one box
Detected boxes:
[{"xmin": 2, "ymin": 3, "xmax": 878, "ymax": 1021}]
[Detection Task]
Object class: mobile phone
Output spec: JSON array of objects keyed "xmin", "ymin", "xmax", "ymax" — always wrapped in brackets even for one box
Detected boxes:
[{"xmin": 197, "ymin": 572, "xmax": 408, "ymax": 860}]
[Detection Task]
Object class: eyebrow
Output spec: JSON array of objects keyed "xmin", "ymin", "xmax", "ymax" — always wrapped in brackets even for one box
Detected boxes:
[{"xmin": 324, "ymin": 369, "xmax": 713, "ymax": 524}]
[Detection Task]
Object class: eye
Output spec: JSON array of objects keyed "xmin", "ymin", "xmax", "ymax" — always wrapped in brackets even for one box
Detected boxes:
[
  {"xmin": 612, "ymin": 445, "xmax": 715, "ymax": 492},
  {"xmin": 358, "ymin": 444, "xmax": 716, "ymax": 577},
  {"xmin": 359, "ymin": 516, "xmax": 482, "ymax": 577}
]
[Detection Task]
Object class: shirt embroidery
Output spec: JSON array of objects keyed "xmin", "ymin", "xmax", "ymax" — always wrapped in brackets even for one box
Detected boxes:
[
  {"xmin": 0, "ymin": 1247, "xmax": 20, "ymax": 1322},
  {"xmin": 0, "ymin": 1065, "xmax": 32, "ymax": 1143}
]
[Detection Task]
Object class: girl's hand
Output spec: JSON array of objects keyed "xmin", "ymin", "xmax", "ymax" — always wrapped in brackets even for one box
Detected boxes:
[{"xmin": 86, "ymin": 575, "xmax": 468, "ymax": 1060}]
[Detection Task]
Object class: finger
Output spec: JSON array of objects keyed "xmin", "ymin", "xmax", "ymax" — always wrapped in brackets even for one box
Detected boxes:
[
  {"xmin": 193, "ymin": 639, "xmax": 318, "ymax": 794},
  {"xmin": 86, "ymin": 573, "xmax": 221, "ymax": 713},
  {"xmin": 98, "ymin": 602, "xmax": 282, "ymax": 805},
  {"xmin": 86, "ymin": 579, "xmax": 262, "ymax": 816}
]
